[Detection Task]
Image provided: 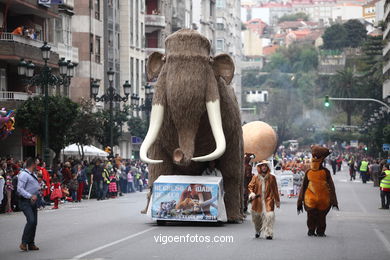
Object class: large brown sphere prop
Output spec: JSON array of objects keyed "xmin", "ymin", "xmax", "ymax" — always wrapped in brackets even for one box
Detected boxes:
[{"xmin": 242, "ymin": 121, "xmax": 277, "ymax": 161}]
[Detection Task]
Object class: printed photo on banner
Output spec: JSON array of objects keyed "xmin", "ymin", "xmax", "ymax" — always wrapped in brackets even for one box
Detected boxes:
[{"xmin": 152, "ymin": 183, "xmax": 219, "ymax": 222}]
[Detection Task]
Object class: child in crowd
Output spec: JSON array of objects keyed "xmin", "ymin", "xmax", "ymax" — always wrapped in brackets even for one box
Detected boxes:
[
  {"xmin": 50, "ymin": 173, "xmax": 62, "ymax": 209},
  {"xmin": 5, "ymin": 168, "xmax": 14, "ymax": 213},
  {"xmin": 127, "ymin": 171, "xmax": 135, "ymax": 193},
  {"xmin": 36, "ymin": 170, "xmax": 47, "ymax": 210},
  {"xmin": 109, "ymin": 171, "xmax": 117, "ymax": 198},
  {"xmin": 69, "ymin": 173, "xmax": 78, "ymax": 202}
]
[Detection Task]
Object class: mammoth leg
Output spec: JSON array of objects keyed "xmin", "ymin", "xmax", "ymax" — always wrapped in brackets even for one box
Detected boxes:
[
  {"xmin": 220, "ymin": 161, "xmax": 244, "ymax": 222},
  {"xmin": 140, "ymin": 143, "xmax": 173, "ymax": 214}
]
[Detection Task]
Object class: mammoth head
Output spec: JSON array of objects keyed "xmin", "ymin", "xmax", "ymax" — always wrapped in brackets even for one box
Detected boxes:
[
  {"xmin": 141, "ymin": 29, "xmax": 235, "ymax": 165},
  {"xmin": 147, "ymin": 29, "xmax": 234, "ymax": 85}
]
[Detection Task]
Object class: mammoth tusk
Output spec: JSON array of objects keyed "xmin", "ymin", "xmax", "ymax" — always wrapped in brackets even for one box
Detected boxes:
[
  {"xmin": 140, "ymin": 104, "xmax": 164, "ymax": 164},
  {"xmin": 192, "ymin": 100, "xmax": 226, "ymax": 162}
]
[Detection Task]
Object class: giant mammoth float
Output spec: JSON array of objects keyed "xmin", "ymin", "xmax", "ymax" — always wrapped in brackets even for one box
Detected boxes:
[{"xmin": 140, "ymin": 29, "xmax": 244, "ymax": 222}]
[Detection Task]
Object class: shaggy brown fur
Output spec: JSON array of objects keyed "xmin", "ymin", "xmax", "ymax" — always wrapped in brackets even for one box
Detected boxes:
[{"xmin": 145, "ymin": 29, "xmax": 244, "ymax": 222}]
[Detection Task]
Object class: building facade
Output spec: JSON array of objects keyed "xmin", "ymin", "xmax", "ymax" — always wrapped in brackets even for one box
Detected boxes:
[
  {"xmin": 0, "ymin": 0, "xmax": 78, "ymax": 160},
  {"xmin": 192, "ymin": 0, "xmax": 216, "ymax": 53},
  {"xmin": 71, "ymin": 0, "xmax": 104, "ymax": 102},
  {"xmin": 118, "ymin": 0, "xmax": 146, "ymax": 159},
  {"xmin": 215, "ymin": 0, "xmax": 243, "ymax": 106}
]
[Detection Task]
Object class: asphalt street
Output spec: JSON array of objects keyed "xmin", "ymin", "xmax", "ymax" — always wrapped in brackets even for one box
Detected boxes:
[{"xmin": 1, "ymin": 165, "xmax": 390, "ymax": 260}]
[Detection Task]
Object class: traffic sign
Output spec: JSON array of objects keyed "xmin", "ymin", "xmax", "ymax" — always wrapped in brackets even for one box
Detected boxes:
[
  {"xmin": 383, "ymin": 144, "xmax": 390, "ymax": 152},
  {"xmin": 131, "ymin": 136, "xmax": 142, "ymax": 145}
]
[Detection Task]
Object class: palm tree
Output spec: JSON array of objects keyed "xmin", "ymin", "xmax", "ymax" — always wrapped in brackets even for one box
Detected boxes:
[{"xmin": 330, "ymin": 68, "xmax": 361, "ymax": 125}]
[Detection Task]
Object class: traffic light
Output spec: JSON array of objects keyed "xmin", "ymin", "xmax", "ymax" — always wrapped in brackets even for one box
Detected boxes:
[
  {"xmin": 331, "ymin": 125, "xmax": 335, "ymax": 131},
  {"xmin": 364, "ymin": 146, "xmax": 368, "ymax": 151},
  {"xmin": 324, "ymin": 95, "xmax": 330, "ymax": 107}
]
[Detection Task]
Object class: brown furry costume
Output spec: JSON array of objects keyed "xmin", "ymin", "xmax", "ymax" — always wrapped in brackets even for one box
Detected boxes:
[
  {"xmin": 297, "ymin": 146, "xmax": 338, "ymax": 237},
  {"xmin": 248, "ymin": 161, "xmax": 280, "ymax": 238},
  {"xmin": 142, "ymin": 29, "xmax": 244, "ymax": 222}
]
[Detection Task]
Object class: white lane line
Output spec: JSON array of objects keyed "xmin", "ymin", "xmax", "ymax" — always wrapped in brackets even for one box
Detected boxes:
[
  {"xmin": 374, "ymin": 226, "xmax": 390, "ymax": 255},
  {"xmin": 72, "ymin": 227, "xmax": 158, "ymax": 259}
]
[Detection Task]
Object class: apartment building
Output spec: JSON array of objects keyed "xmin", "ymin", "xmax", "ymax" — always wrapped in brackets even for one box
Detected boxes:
[
  {"xmin": 119, "ymin": 0, "xmax": 146, "ymax": 159},
  {"xmin": 192, "ymin": 0, "xmax": 216, "ymax": 53},
  {"xmin": 215, "ymin": 0, "xmax": 243, "ymax": 106},
  {"xmin": 71, "ymin": 0, "xmax": 104, "ymax": 102},
  {"xmin": 0, "ymin": 0, "xmax": 79, "ymax": 159}
]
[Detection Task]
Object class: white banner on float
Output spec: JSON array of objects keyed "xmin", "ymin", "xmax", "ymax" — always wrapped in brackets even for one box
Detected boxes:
[{"xmin": 149, "ymin": 175, "xmax": 227, "ymax": 222}]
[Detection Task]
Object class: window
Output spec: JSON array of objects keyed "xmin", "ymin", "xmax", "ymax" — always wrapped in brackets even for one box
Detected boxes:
[
  {"xmin": 55, "ymin": 18, "xmax": 63, "ymax": 43},
  {"xmin": 136, "ymin": 59, "xmax": 139, "ymax": 94},
  {"xmin": 216, "ymin": 39, "xmax": 224, "ymax": 51},
  {"xmin": 130, "ymin": 0, "xmax": 133, "ymax": 45},
  {"xmin": 94, "ymin": 0, "xmax": 100, "ymax": 20},
  {"xmin": 216, "ymin": 18, "xmax": 224, "ymax": 30},
  {"xmin": 95, "ymin": 36, "xmax": 101, "ymax": 63},
  {"xmin": 0, "ymin": 68, "xmax": 6, "ymax": 91},
  {"xmin": 136, "ymin": 0, "xmax": 139, "ymax": 47},
  {"xmin": 216, "ymin": 0, "xmax": 225, "ymax": 8},
  {"xmin": 130, "ymin": 57, "xmax": 134, "ymax": 88},
  {"xmin": 63, "ymin": 14, "xmax": 72, "ymax": 46},
  {"xmin": 90, "ymin": 34, "xmax": 94, "ymax": 53}
]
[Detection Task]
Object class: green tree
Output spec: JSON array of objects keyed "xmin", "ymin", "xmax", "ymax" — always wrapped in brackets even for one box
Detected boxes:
[
  {"xmin": 278, "ymin": 12, "xmax": 309, "ymax": 23},
  {"xmin": 343, "ymin": 19, "xmax": 367, "ymax": 48},
  {"xmin": 264, "ymin": 44, "xmax": 318, "ymax": 73},
  {"xmin": 322, "ymin": 23, "xmax": 348, "ymax": 50},
  {"xmin": 16, "ymin": 95, "xmax": 79, "ymax": 163},
  {"xmin": 330, "ymin": 68, "xmax": 361, "ymax": 125},
  {"xmin": 68, "ymin": 98, "xmax": 104, "ymax": 159},
  {"xmin": 96, "ymin": 105, "xmax": 130, "ymax": 148},
  {"xmin": 127, "ymin": 117, "xmax": 148, "ymax": 139}
]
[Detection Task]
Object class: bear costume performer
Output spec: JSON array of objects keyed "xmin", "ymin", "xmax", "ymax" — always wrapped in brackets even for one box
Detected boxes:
[
  {"xmin": 248, "ymin": 160, "xmax": 280, "ymax": 239},
  {"xmin": 297, "ymin": 146, "xmax": 339, "ymax": 237}
]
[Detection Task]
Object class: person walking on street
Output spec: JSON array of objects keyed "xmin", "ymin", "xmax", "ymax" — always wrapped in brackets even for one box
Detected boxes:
[
  {"xmin": 91, "ymin": 160, "xmax": 104, "ymax": 200},
  {"xmin": 359, "ymin": 158, "xmax": 369, "ymax": 184},
  {"xmin": 76, "ymin": 163, "xmax": 87, "ymax": 202},
  {"xmin": 379, "ymin": 165, "xmax": 390, "ymax": 210},
  {"xmin": 17, "ymin": 158, "xmax": 40, "ymax": 251},
  {"xmin": 248, "ymin": 160, "xmax": 280, "ymax": 239},
  {"xmin": 370, "ymin": 160, "xmax": 381, "ymax": 187},
  {"xmin": 348, "ymin": 157, "xmax": 356, "ymax": 181},
  {"xmin": 102, "ymin": 164, "xmax": 110, "ymax": 200},
  {"xmin": 127, "ymin": 170, "xmax": 135, "ymax": 193},
  {"xmin": 330, "ymin": 157, "xmax": 337, "ymax": 176}
]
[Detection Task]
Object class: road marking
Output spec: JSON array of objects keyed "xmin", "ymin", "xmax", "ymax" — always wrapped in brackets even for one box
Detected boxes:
[
  {"xmin": 373, "ymin": 225, "xmax": 390, "ymax": 255},
  {"xmin": 72, "ymin": 227, "xmax": 158, "ymax": 259}
]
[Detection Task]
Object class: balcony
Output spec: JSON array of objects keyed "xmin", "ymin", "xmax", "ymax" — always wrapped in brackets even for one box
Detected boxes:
[
  {"xmin": 384, "ymin": 41, "xmax": 390, "ymax": 57},
  {"xmin": 56, "ymin": 43, "xmax": 79, "ymax": 64},
  {"xmin": 145, "ymin": 48, "xmax": 165, "ymax": 56},
  {"xmin": 0, "ymin": 33, "xmax": 59, "ymax": 66},
  {"xmin": 0, "ymin": 91, "xmax": 38, "ymax": 101},
  {"xmin": 145, "ymin": 14, "xmax": 166, "ymax": 33}
]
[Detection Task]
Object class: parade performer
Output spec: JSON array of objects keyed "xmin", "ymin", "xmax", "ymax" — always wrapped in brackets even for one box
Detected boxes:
[
  {"xmin": 244, "ymin": 153, "xmax": 255, "ymax": 213},
  {"xmin": 248, "ymin": 160, "xmax": 280, "ymax": 239},
  {"xmin": 297, "ymin": 146, "xmax": 338, "ymax": 237}
]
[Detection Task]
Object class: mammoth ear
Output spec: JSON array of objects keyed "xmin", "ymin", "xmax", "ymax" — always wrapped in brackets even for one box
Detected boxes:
[
  {"xmin": 147, "ymin": 52, "xmax": 165, "ymax": 81},
  {"xmin": 212, "ymin": 54, "xmax": 235, "ymax": 85}
]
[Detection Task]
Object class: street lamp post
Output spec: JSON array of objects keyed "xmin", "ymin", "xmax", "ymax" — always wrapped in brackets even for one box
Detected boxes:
[
  {"xmin": 17, "ymin": 42, "xmax": 75, "ymax": 166},
  {"xmin": 91, "ymin": 68, "xmax": 131, "ymax": 157},
  {"xmin": 128, "ymin": 84, "xmax": 154, "ymax": 123}
]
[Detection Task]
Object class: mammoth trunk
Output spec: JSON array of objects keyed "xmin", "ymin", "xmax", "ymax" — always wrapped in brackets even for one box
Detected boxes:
[{"xmin": 173, "ymin": 126, "xmax": 198, "ymax": 166}]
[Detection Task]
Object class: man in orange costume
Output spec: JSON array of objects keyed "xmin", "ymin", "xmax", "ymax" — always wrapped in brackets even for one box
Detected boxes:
[{"xmin": 297, "ymin": 146, "xmax": 338, "ymax": 237}]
